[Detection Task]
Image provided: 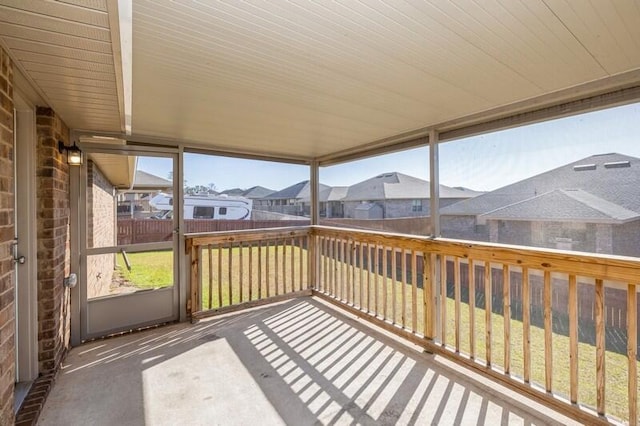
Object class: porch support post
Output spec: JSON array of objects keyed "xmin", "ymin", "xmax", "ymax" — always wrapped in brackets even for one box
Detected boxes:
[
  {"xmin": 309, "ymin": 160, "xmax": 320, "ymax": 289},
  {"xmin": 428, "ymin": 129, "xmax": 441, "ymax": 343},
  {"xmin": 310, "ymin": 160, "xmax": 319, "ymax": 226},
  {"xmin": 429, "ymin": 129, "xmax": 440, "ymax": 237}
]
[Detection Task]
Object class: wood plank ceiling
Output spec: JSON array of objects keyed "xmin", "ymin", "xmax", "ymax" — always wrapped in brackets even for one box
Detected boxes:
[
  {"xmin": 2, "ymin": 1, "xmax": 640, "ymax": 162},
  {"xmin": 0, "ymin": 0, "xmax": 122, "ymax": 132}
]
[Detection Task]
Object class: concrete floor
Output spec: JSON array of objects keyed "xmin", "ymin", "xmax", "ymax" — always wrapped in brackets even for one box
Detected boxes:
[{"xmin": 39, "ymin": 297, "xmax": 581, "ymax": 426}]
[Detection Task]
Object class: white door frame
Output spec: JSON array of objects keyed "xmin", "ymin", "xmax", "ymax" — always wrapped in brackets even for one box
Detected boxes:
[
  {"xmin": 75, "ymin": 144, "xmax": 180, "ymax": 341},
  {"xmin": 14, "ymin": 92, "xmax": 38, "ymax": 382}
]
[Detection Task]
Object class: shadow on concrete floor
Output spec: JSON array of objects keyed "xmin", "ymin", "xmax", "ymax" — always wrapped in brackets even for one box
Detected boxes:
[{"xmin": 38, "ymin": 296, "xmax": 579, "ymax": 426}]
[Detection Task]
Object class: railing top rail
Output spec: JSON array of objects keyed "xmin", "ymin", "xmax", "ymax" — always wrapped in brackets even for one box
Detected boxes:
[
  {"xmin": 186, "ymin": 226, "xmax": 311, "ymax": 248},
  {"xmin": 311, "ymin": 225, "xmax": 640, "ymax": 283}
]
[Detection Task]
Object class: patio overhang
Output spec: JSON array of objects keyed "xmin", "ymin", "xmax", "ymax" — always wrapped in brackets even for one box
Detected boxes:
[{"xmin": 1, "ymin": 1, "xmax": 639, "ymax": 164}]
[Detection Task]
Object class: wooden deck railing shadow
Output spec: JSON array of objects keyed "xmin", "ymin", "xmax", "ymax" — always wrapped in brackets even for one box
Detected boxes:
[{"xmin": 186, "ymin": 225, "xmax": 639, "ymax": 425}]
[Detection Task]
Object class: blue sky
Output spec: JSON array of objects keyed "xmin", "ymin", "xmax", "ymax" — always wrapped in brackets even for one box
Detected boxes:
[{"xmin": 138, "ymin": 102, "xmax": 640, "ymax": 192}]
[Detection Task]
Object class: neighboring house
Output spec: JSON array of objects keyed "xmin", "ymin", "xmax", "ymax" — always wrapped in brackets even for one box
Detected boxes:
[
  {"xmin": 222, "ymin": 186, "xmax": 276, "ymax": 210},
  {"xmin": 342, "ymin": 172, "xmax": 481, "ymax": 219},
  {"xmin": 220, "ymin": 185, "xmax": 274, "ymax": 198},
  {"xmin": 440, "ymin": 153, "xmax": 640, "ymax": 256},
  {"xmin": 254, "ymin": 173, "xmax": 481, "ymax": 219},
  {"xmin": 320, "ymin": 186, "xmax": 348, "ymax": 218},
  {"xmin": 260, "ymin": 181, "xmax": 330, "ymax": 216},
  {"xmin": 117, "ymin": 170, "xmax": 173, "ymax": 217}
]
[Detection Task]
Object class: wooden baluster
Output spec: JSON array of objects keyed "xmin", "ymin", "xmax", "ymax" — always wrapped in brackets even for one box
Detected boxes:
[
  {"xmin": 375, "ymin": 244, "xmax": 380, "ymax": 315},
  {"xmin": 523, "ymin": 267, "xmax": 530, "ymax": 383},
  {"xmin": 258, "ymin": 242, "xmax": 262, "ymax": 299},
  {"xmin": 424, "ymin": 252, "xmax": 435, "ymax": 340},
  {"xmin": 228, "ymin": 243, "xmax": 233, "ymax": 305},
  {"xmin": 218, "ymin": 243, "xmax": 223, "ymax": 307},
  {"xmin": 455, "ymin": 257, "xmax": 461, "ymax": 352},
  {"xmin": 392, "ymin": 248, "xmax": 397, "ymax": 324},
  {"xmin": 544, "ymin": 270, "xmax": 552, "ymax": 393},
  {"xmin": 248, "ymin": 243, "xmax": 253, "ymax": 301},
  {"xmin": 412, "ymin": 250, "xmax": 418, "ymax": 333},
  {"xmin": 290, "ymin": 237, "xmax": 295, "ymax": 293},
  {"xmin": 190, "ymin": 244, "xmax": 200, "ymax": 315},
  {"xmin": 282, "ymin": 238, "xmax": 287, "ymax": 294},
  {"xmin": 347, "ymin": 239, "xmax": 352, "ymax": 304},
  {"xmin": 503, "ymin": 264, "xmax": 510, "ymax": 374},
  {"xmin": 359, "ymin": 242, "xmax": 364, "ymax": 309},
  {"xmin": 469, "ymin": 260, "xmax": 476, "ymax": 359},
  {"xmin": 266, "ymin": 240, "xmax": 270, "ymax": 298},
  {"xmin": 595, "ymin": 278, "xmax": 605, "ymax": 415},
  {"xmin": 402, "ymin": 248, "xmax": 407, "ymax": 329},
  {"xmin": 383, "ymin": 247, "xmax": 388, "ymax": 320},
  {"xmin": 628, "ymin": 283, "xmax": 637, "ymax": 426},
  {"xmin": 239, "ymin": 242, "xmax": 243, "ymax": 303},
  {"xmin": 274, "ymin": 239, "xmax": 279, "ymax": 296},
  {"xmin": 569, "ymin": 274, "xmax": 578, "ymax": 403},
  {"xmin": 208, "ymin": 244, "xmax": 213, "ymax": 310},
  {"xmin": 441, "ymin": 255, "xmax": 448, "ymax": 346},
  {"xmin": 485, "ymin": 261, "xmax": 492, "ymax": 365}
]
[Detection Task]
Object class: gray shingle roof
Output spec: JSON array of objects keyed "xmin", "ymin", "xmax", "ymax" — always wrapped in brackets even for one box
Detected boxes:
[
  {"xmin": 481, "ymin": 189, "xmax": 640, "ymax": 223},
  {"xmin": 133, "ymin": 170, "xmax": 173, "ymax": 189},
  {"xmin": 441, "ymin": 153, "xmax": 640, "ymax": 217},
  {"xmin": 265, "ymin": 181, "xmax": 330, "ymax": 200},
  {"xmin": 344, "ymin": 172, "xmax": 475, "ymax": 201}
]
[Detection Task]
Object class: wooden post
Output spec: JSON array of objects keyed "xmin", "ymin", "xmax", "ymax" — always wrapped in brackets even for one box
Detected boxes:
[{"xmin": 217, "ymin": 244, "xmax": 222, "ymax": 307}]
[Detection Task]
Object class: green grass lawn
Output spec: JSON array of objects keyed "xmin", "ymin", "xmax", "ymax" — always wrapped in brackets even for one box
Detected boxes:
[
  {"xmin": 115, "ymin": 247, "xmax": 638, "ymax": 422},
  {"xmin": 115, "ymin": 250, "xmax": 174, "ymax": 290}
]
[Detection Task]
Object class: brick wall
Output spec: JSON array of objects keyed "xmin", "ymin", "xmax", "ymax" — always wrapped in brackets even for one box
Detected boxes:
[
  {"xmin": 0, "ymin": 45, "xmax": 15, "ymax": 426},
  {"xmin": 87, "ymin": 160, "xmax": 115, "ymax": 298},
  {"xmin": 36, "ymin": 107, "xmax": 71, "ymax": 373}
]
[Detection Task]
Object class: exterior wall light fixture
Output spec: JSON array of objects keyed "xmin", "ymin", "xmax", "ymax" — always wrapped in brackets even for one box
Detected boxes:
[{"xmin": 58, "ymin": 140, "xmax": 83, "ymax": 165}]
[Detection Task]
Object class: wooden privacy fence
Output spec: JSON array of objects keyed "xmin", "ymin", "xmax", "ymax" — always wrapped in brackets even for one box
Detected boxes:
[{"xmin": 186, "ymin": 225, "xmax": 639, "ymax": 424}]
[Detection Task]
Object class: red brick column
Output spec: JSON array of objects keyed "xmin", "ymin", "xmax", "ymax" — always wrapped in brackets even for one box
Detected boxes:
[
  {"xmin": 0, "ymin": 45, "xmax": 15, "ymax": 426},
  {"xmin": 35, "ymin": 107, "xmax": 71, "ymax": 373}
]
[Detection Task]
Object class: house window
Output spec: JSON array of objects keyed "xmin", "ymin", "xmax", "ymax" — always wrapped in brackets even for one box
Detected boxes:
[
  {"xmin": 412, "ymin": 199, "xmax": 422, "ymax": 212},
  {"xmin": 219, "ymin": 207, "xmax": 227, "ymax": 215},
  {"xmin": 193, "ymin": 206, "xmax": 214, "ymax": 219}
]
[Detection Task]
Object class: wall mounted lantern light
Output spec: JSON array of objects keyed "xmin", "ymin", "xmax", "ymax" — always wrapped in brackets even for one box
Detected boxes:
[{"xmin": 58, "ymin": 140, "xmax": 83, "ymax": 166}]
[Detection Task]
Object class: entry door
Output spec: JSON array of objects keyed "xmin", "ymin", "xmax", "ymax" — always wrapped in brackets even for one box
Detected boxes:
[{"xmin": 80, "ymin": 148, "xmax": 179, "ymax": 340}]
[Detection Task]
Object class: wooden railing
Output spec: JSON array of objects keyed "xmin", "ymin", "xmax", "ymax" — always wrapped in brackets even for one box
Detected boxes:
[
  {"xmin": 311, "ymin": 226, "xmax": 639, "ymax": 425},
  {"xmin": 186, "ymin": 225, "xmax": 639, "ymax": 424},
  {"xmin": 186, "ymin": 227, "xmax": 311, "ymax": 318}
]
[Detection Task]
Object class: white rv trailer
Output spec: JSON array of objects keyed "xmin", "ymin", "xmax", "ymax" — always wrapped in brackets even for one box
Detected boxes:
[{"xmin": 149, "ymin": 193, "xmax": 253, "ymax": 220}]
